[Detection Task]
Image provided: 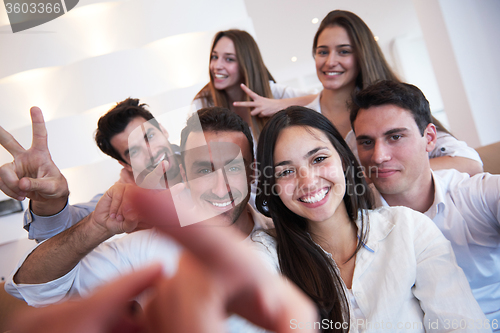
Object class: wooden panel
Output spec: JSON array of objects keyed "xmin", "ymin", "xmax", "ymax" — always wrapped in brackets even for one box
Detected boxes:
[{"xmin": 476, "ymin": 141, "xmax": 500, "ymax": 174}]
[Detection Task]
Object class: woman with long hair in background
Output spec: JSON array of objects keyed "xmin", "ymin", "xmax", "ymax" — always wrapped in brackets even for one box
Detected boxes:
[{"xmin": 193, "ymin": 29, "xmax": 315, "ymax": 138}]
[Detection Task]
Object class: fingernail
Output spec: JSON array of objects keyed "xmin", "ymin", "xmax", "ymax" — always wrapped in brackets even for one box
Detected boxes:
[
  {"xmin": 110, "ymin": 213, "xmax": 116, "ymax": 219},
  {"xmin": 17, "ymin": 196, "xmax": 25, "ymax": 201},
  {"xmin": 117, "ymin": 215, "xmax": 124, "ymax": 222}
]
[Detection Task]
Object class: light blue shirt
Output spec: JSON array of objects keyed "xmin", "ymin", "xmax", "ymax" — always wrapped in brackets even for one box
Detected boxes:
[{"xmin": 379, "ymin": 169, "xmax": 500, "ymax": 328}]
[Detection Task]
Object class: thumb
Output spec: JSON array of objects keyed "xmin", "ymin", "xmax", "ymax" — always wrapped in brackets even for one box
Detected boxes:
[
  {"xmin": 18, "ymin": 177, "xmax": 47, "ymax": 192},
  {"xmin": 139, "ymin": 161, "xmax": 168, "ymax": 189}
]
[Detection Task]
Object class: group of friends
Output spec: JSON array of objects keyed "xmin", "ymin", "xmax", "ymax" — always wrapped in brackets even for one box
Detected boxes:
[{"xmin": 0, "ymin": 9, "xmax": 499, "ymax": 333}]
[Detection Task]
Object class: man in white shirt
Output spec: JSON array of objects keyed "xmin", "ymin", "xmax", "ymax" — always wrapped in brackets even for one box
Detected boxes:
[
  {"xmin": 350, "ymin": 80, "xmax": 500, "ymax": 328},
  {"xmin": 6, "ymin": 107, "xmax": 272, "ymax": 331},
  {"xmin": 0, "ymin": 98, "xmax": 182, "ymax": 242}
]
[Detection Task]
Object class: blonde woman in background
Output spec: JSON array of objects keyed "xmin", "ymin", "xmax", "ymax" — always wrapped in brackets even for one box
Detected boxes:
[{"xmin": 193, "ymin": 29, "xmax": 316, "ymax": 138}]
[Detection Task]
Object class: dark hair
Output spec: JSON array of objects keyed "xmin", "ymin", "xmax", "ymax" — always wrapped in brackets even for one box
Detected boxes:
[
  {"xmin": 255, "ymin": 106, "xmax": 373, "ymax": 332},
  {"xmin": 180, "ymin": 107, "xmax": 254, "ymax": 167},
  {"xmin": 194, "ymin": 29, "xmax": 275, "ymax": 137},
  {"xmin": 95, "ymin": 98, "xmax": 160, "ymax": 164},
  {"xmin": 350, "ymin": 80, "xmax": 432, "ymax": 135},
  {"xmin": 313, "ymin": 10, "xmax": 398, "ymax": 90}
]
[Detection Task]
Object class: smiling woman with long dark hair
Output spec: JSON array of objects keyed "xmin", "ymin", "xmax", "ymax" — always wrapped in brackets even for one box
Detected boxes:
[{"xmin": 251, "ymin": 106, "xmax": 487, "ymax": 332}]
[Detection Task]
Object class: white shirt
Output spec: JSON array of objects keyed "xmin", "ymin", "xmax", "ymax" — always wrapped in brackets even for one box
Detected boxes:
[
  {"xmin": 379, "ymin": 169, "xmax": 500, "ymax": 327},
  {"xmin": 251, "ymin": 206, "xmax": 490, "ymax": 332},
  {"xmin": 6, "ymin": 204, "xmax": 272, "ymax": 332},
  {"xmin": 306, "ymin": 91, "xmax": 483, "ymax": 164}
]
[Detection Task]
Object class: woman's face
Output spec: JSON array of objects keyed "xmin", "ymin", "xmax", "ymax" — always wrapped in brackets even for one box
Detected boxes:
[
  {"xmin": 273, "ymin": 126, "xmax": 346, "ymax": 223},
  {"xmin": 210, "ymin": 36, "xmax": 242, "ymax": 91},
  {"xmin": 314, "ymin": 25, "xmax": 359, "ymax": 92}
]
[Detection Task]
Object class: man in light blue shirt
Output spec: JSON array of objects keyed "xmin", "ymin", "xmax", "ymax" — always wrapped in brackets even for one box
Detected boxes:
[{"xmin": 350, "ymin": 80, "xmax": 500, "ymax": 329}]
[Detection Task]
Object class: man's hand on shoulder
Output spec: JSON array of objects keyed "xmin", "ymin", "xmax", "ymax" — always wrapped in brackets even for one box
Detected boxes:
[{"xmin": 90, "ymin": 183, "xmax": 141, "ymax": 237}]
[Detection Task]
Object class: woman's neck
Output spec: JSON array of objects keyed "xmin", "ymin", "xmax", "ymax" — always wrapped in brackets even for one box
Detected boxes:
[
  {"xmin": 308, "ymin": 203, "xmax": 357, "ymax": 264},
  {"xmin": 225, "ymin": 83, "xmax": 245, "ymax": 106},
  {"xmin": 319, "ymin": 86, "xmax": 356, "ymax": 138},
  {"xmin": 225, "ymin": 83, "xmax": 253, "ymax": 130}
]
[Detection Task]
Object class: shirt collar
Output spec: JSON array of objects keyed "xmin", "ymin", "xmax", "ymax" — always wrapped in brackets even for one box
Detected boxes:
[
  {"xmin": 355, "ymin": 209, "xmax": 395, "ymax": 253},
  {"xmin": 425, "ymin": 171, "xmax": 446, "ymax": 219},
  {"xmin": 375, "ymin": 172, "xmax": 444, "ymax": 220}
]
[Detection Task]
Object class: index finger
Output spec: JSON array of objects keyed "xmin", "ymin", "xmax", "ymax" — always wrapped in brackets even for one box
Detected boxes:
[
  {"xmin": 30, "ymin": 107, "xmax": 49, "ymax": 152},
  {"xmin": 240, "ymin": 83, "xmax": 260, "ymax": 99},
  {"xmin": 0, "ymin": 125, "xmax": 25, "ymax": 157},
  {"xmin": 233, "ymin": 101, "xmax": 257, "ymax": 108}
]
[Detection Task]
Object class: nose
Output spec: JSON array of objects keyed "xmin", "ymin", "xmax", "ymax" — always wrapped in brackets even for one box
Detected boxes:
[
  {"xmin": 212, "ymin": 168, "xmax": 230, "ymax": 198},
  {"xmin": 213, "ymin": 57, "xmax": 224, "ymax": 69},
  {"xmin": 325, "ymin": 52, "xmax": 339, "ymax": 67},
  {"xmin": 297, "ymin": 166, "xmax": 318, "ymax": 192},
  {"xmin": 372, "ymin": 141, "xmax": 391, "ymax": 165}
]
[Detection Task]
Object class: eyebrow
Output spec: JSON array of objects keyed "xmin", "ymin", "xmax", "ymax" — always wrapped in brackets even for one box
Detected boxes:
[
  {"xmin": 190, "ymin": 156, "xmax": 245, "ymax": 170},
  {"xmin": 356, "ymin": 128, "xmax": 409, "ymax": 142},
  {"xmin": 384, "ymin": 128, "xmax": 408, "ymax": 136},
  {"xmin": 212, "ymin": 51, "xmax": 236, "ymax": 56},
  {"xmin": 274, "ymin": 147, "xmax": 327, "ymax": 167},
  {"xmin": 316, "ymin": 44, "xmax": 352, "ymax": 49}
]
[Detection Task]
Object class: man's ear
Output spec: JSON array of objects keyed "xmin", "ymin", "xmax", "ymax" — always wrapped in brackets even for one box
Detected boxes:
[
  {"xmin": 180, "ymin": 164, "xmax": 189, "ymax": 188},
  {"xmin": 160, "ymin": 125, "xmax": 169, "ymax": 139},
  {"xmin": 119, "ymin": 160, "xmax": 133, "ymax": 172},
  {"xmin": 424, "ymin": 123, "xmax": 437, "ymax": 153}
]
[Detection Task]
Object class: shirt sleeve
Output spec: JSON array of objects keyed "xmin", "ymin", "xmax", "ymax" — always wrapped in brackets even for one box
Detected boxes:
[
  {"xmin": 24, "ymin": 194, "xmax": 102, "ymax": 242},
  {"xmin": 5, "ymin": 230, "xmax": 182, "ymax": 307},
  {"xmin": 455, "ymin": 171, "xmax": 500, "ymax": 232},
  {"xmin": 249, "ymin": 230, "xmax": 280, "ymax": 274},
  {"xmin": 430, "ymin": 131, "xmax": 483, "ymax": 164},
  {"xmin": 408, "ymin": 208, "xmax": 490, "ymax": 331},
  {"xmin": 269, "ymin": 82, "xmax": 310, "ymax": 100}
]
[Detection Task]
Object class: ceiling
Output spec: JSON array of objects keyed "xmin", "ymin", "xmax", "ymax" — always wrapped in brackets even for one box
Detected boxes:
[{"xmin": 243, "ymin": 0, "xmax": 423, "ymax": 83}]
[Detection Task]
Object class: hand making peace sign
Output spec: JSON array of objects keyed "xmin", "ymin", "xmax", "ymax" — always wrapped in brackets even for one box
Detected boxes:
[{"xmin": 0, "ymin": 107, "xmax": 69, "ymax": 215}]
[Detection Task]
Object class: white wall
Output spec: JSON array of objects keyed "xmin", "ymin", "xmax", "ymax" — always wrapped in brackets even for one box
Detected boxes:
[{"xmin": 412, "ymin": 0, "xmax": 500, "ymax": 147}]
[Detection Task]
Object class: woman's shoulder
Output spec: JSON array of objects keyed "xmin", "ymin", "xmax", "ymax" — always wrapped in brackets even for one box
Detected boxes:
[
  {"xmin": 364, "ymin": 206, "xmax": 441, "ymax": 240},
  {"xmin": 250, "ymin": 229, "xmax": 277, "ymax": 249},
  {"xmin": 249, "ymin": 229, "xmax": 280, "ymax": 273}
]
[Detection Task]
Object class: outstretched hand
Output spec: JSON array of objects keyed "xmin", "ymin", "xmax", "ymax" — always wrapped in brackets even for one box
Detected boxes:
[
  {"xmin": 0, "ymin": 107, "xmax": 68, "ymax": 215},
  {"xmin": 8, "ymin": 264, "xmax": 163, "ymax": 333},
  {"xmin": 124, "ymin": 186, "xmax": 319, "ymax": 332},
  {"xmin": 233, "ymin": 83, "xmax": 283, "ymax": 117}
]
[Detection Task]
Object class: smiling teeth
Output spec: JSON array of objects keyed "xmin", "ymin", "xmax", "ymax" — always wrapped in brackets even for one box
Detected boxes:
[
  {"xmin": 325, "ymin": 72, "xmax": 342, "ymax": 76},
  {"xmin": 211, "ymin": 201, "xmax": 232, "ymax": 207},
  {"xmin": 215, "ymin": 74, "xmax": 228, "ymax": 78},
  {"xmin": 152, "ymin": 154, "xmax": 166, "ymax": 168},
  {"xmin": 300, "ymin": 188, "xmax": 329, "ymax": 204}
]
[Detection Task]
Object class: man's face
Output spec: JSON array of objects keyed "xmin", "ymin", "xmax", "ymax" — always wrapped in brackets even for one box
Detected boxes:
[
  {"xmin": 181, "ymin": 130, "xmax": 252, "ymax": 226},
  {"xmin": 110, "ymin": 117, "xmax": 180, "ymax": 185},
  {"xmin": 352, "ymin": 104, "xmax": 436, "ymax": 197}
]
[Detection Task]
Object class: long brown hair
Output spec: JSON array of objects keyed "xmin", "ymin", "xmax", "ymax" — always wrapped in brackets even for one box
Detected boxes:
[
  {"xmin": 255, "ymin": 106, "xmax": 374, "ymax": 332},
  {"xmin": 194, "ymin": 29, "xmax": 275, "ymax": 137},
  {"xmin": 313, "ymin": 10, "xmax": 449, "ymax": 133}
]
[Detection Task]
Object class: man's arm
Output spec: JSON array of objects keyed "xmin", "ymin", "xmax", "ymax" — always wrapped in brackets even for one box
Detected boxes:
[
  {"xmin": 430, "ymin": 156, "xmax": 483, "ymax": 176},
  {"xmin": 26, "ymin": 167, "xmax": 137, "ymax": 242},
  {"xmin": 25, "ymin": 194, "xmax": 101, "ymax": 242},
  {"xmin": 14, "ymin": 184, "xmax": 137, "ymax": 284}
]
